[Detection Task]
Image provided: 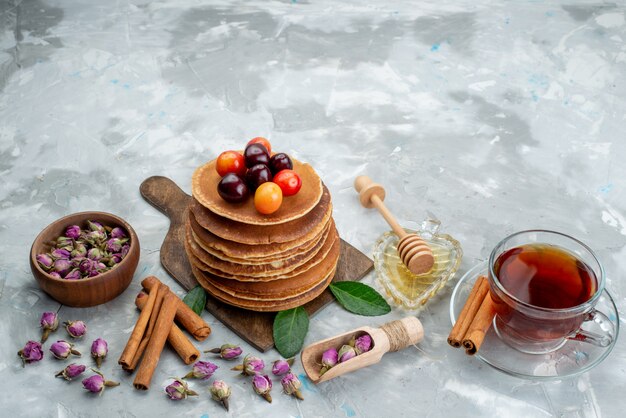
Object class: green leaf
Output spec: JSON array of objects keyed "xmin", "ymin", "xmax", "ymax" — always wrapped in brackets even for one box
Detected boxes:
[
  {"xmin": 273, "ymin": 307, "xmax": 309, "ymax": 358},
  {"xmin": 183, "ymin": 285, "xmax": 207, "ymax": 316},
  {"xmin": 329, "ymin": 282, "xmax": 391, "ymax": 316}
]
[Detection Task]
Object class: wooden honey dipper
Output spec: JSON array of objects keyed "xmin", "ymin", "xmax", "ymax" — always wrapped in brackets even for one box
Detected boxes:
[{"xmin": 354, "ymin": 175, "xmax": 435, "ymax": 275}]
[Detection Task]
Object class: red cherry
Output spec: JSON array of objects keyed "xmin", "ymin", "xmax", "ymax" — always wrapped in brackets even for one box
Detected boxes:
[
  {"xmin": 216, "ymin": 151, "xmax": 246, "ymax": 177},
  {"xmin": 273, "ymin": 169, "xmax": 302, "ymax": 197}
]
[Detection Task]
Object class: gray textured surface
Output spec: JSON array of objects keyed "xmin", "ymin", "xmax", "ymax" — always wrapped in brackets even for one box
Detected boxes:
[{"xmin": 1, "ymin": 0, "xmax": 625, "ymax": 417}]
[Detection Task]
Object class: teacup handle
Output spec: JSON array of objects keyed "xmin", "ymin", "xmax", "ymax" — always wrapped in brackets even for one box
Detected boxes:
[{"xmin": 566, "ymin": 309, "xmax": 614, "ymax": 347}]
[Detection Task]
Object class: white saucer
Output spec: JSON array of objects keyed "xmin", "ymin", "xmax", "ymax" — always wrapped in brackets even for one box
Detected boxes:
[{"xmin": 449, "ymin": 262, "xmax": 620, "ymax": 380}]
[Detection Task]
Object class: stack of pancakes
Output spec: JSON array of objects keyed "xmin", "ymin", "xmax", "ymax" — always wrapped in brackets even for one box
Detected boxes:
[{"xmin": 184, "ymin": 158, "xmax": 340, "ymax": 312}]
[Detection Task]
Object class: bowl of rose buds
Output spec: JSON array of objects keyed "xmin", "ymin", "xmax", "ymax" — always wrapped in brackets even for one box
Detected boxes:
[{"xmin": 30, "ymin": 211, "xmax": 140, "ymax": 307}]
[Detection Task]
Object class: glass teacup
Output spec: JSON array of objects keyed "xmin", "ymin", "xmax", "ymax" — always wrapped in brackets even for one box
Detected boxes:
[{"xmin": 488, "ymin": 230, "xmax": 614, "ymax": 354}]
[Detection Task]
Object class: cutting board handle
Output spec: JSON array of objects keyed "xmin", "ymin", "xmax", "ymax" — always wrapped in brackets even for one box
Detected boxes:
[{"xmin": 140, "ymin": 176, "xmax": 189, "ymax": 217}]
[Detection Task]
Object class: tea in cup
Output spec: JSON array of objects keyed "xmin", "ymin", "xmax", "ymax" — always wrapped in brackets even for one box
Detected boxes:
[{"xmin": 488, "ymin": 230, "xmax": 613, "ymax": 354}]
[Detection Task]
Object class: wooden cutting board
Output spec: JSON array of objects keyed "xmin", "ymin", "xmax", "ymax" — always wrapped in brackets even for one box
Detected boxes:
[{"xmin": 139, "ymin": 176, "xmax": 374, "ymax": 352}]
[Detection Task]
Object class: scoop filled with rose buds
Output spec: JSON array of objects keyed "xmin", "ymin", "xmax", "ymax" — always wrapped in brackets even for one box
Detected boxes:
[
  {"xmin": 36, "ymin": 221, "xmax": 130, "ymax": 280},
  {"xmin": 301, "ymin": 317, "xmax": 424, "ymax": 384}
]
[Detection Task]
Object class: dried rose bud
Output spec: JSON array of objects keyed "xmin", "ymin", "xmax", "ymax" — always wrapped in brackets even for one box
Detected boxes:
[
  {"xmin": 65, "ymin": 269, "xmax": 81, "ymax": 280},
  {"xmin": 85, "ymin": 230, "xmax": 106, "ymax": 244},
  {"xmin": 91, "ymin": 338, "xmax": 108, "ymax": 368},
  {"xmin": 40, "ymin": 311, "xmax": 59, "ymax": 343},
  {"xmin": 281, "ymin": 373, "xmax": 304, "ymax": 400},
  {"xmin": 183, "ymin": 361, "xmax": 218, "ymax": 380},
  {"xmin": 338, "ymin": 345, "xmax": 356, "ymax": 363},
  {"xmin": 87, "ymin": 248, "xmax": 102, "ymax": 261},
  {"xmin": 71, "ymin": 243, "xmax": 87, "ymax": 258},
  {"xmin": 50, "ymin": 340, "xmax": 81, "ymax": 360},
  {"xmin": 110, "ymin": 227, "xmax": 126, "ymax": 239},
  {"xmin": 320, "ymin": 348, "xmax": 338, "ymax": 375},
  {"xmin": 56, "ymin": 236, "xmax": 74, "ymax": 250},
  {"xmin": 55, "ymin": 363, "xmax": 86, "ymax": 381},
  {"xmin": 79, "ymin": 259, "xmax": 94, "ymax": 275},
  {"xmin": 53, "ymin": 259, "xmax": 72, "ymax": 277},
  {"xmin": 165, "ymin": 378, "xmax": 198, "ymax": 400},
  {"xmin": 205, "ymin": 343, "xmax": 242, "ymax": 360},
  {"xmin": 49, "ymin": 271, "xmax": 62, "ymax": 279},
  {"xmin": 232, "ymin": 355, "xmax": 264, "ymax": 376},
  {"xmin": 355, "ymin": 334, "xmax": 372, "ymax": 355},
  {"xmin": 120, "ymin": 244, "xmax": 130, "ymax": 258},
  {"xmin": 82, "ymin": 369, "xmax": 119, "ymax": 395},
  {"xmin": 65, "ymin": 320, "xmax": 87, "ymax": 338},
  {"xmin": 65, "ymin": 225, "xmax": 82, "ymax": 240},
  {"xmin": 272, "ymin": 358, "xmax": 294, "ymax": 376},
  {"xmin": 51, "ymin": 248, "xmax": 71, "ymax": 260},
  {"xmin": 18, "ymin": 340, "xmax": 44, "ymax": 366},
  {"xmin": 105, "ymin": 238, "xmax": 127, "ymax": 253},
  {"xmin": 36, "ymin": 253, "xmax": 53, "ymax": 271},
  {"xmin": 210, "ymin": 380, "xmax": 231, "ymax": 411},
  {"xmin": 87, "ymin": 220, "xmax": 104, "ymax": 233},
  {"xmin": 252, "ymin": 374, "xmax": 273, "ymax": 403},
  {"xmin": 107, "ymin": 254, "xmax": 122, "ymax": 267}
]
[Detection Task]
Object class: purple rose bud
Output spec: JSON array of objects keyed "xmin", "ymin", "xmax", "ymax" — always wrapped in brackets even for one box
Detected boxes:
[
  {"xmin": 50, "ymin": 340, "xmax": 81, "ymax": 360},
  {"xmin": 108, "ymin": 254, "xmax": 122, "ymax": 267},
  {"xmin": 88, "ymin": 269, "xmax": 101, "ymax": 278},
  {"xmin": 65, "ymin": 225, "xmax": 82, "ymax": 239},
  {"xmin": 110, "ymin": 227, "xmax": 127, "ymax": 239},
  {"xmin": 65, "ymin": 320, "xmax": 87, "ymax": 338},
  {"xmin": 96, "ymin": 262, "xmax": 106, "ymax": 271},
  {"xmin": 205, "ymin": 343, "xmax": 243, "ymax": 360},
  {"xmin": 49, "ymin": 271, "xmax": 62, "ymax": 279},
  {"xmin": 56, "ymin": 236, "xmax": 74, "ymax": 249},
  {"xmin": 53, "ymin": 259, "xmax": 72, "ymax": 277},
  {"xmin": 64, "ymin": 269, "xmax": 81, "ymax": 280},
  {"xmin": 18, "ymin": 340, "xmax": 44, "ymax": 366},
  {"xmin": 120, "ymin": 244, "xmax": 130, "ymax": 258},
  {"xmin": 87, "ymin": 220, "xmax": 104, "ymax": 233},
  {"xmin": 105, "ymin": 238, "xmax": 127, "ymax": 253},
  {"xmin": 338, "ymin": 345, "xmax": 356, "ymax": 363},
  {"xmin": 183, "ymin": 361, "xmax": 218, "ymax": 380},
  {"xmin": 165, "ymin": 378, "xmax": 198, "ymax": 401},
  {"xmin": 210, "ymin": 380, "xmax": 231, "ymax": 411},
  {"xmin": 71, "ymin": 243, "xmax": 87, "ymax": 258},
  {"xmin": 272, "ymin": 358, "xmax": 293, "ymax": 376},
  {"xmin": 355, "ymin": 334, "xmax": 372, "ymax": 355},
  {"xmin": 281, "ymin": 373, "xmax": 304, "ymax": 400},
  {"xmin": 91, "ymin": 338, "xmax": 108, "ymax": 367},
  {"xmin": 79, "ymin": 259, "xmax": 94, "ymax": 274},
  {"xmin": 40, "ymin": 311, "xmax": 59, "ymax": 343},
  {"xmin": 87, "ymin": 248, "xmax": 102, "ymax": 261},
  {"xmin": 55, "ymin": 363, "xmax": 86, "ymax": 380},
  {"xmin": 85, "ymin": 230, "xmax": 106, "ymax": 244},
  {"xmin": 321, "ymin": 348, "xmax": 338, "ymax": 368},
  {"xmin": 51, "ymin": 248, "xmax": 71, "ymax": 260},
  {"xmin": 36, "ymin": 253, "xmax": 53, "ymax": 270},
  {"xmin": 252, "ymin": 374, "xmax": 273, "ymax": 403},
  {"xmin": 231, "ymin": 355, "xmax": 264, "ymax": 376},
  {"xmin": 82, "ymin": 369, "xmax": 119, "ymax": 395}
]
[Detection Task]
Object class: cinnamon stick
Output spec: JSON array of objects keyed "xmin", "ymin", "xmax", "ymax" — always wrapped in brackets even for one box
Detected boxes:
[
  {"xmin": 126, "ymin": 283, "xmax": 169, "ymax": 371},
  {"xmin": 135, "ymin": 292, "xmax": 200, "ymax": 365},
  {"xmin": 462, "ymin": 292, "xmax": 496, "ymax": 355},
  {"xmin": 118, "ymin": 279, "xmax": 160, "ymax": 369},
  {"xmin": 142, "ymin": 276, "xmax": 211, "ymax": 341},
  {"xmin": 447, "ymin": 276, "xmax": 489, "ymax": 348},
  {"xmin": 134, "ymin": 291, "xmax": 178, "ymax": 390}
]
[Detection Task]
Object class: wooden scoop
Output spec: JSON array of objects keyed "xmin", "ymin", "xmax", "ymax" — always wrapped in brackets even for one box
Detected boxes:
[
  {"xmin": 301, "ymin": 317, "xmax": 424, "ymax": 384},
  {"xmin": 354, "ymin": 175, "xmax": 435, "ymax": 274}
]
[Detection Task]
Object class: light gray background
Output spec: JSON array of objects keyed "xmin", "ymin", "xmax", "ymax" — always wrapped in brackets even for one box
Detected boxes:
[{"xmin": 1, "ymin": 1, "xmax": 625, "ymax": 417}]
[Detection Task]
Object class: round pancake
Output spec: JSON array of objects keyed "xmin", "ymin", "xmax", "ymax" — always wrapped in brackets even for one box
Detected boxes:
[
  {"xmin": 192, "ymin": 157, "xmax": 323, "ymax": 225},
  {"xmin": 185, "ymin": 220, "xmax": 332, "ymax": 277},
  {"xmin": 185, "ymin": 220, "xmax": 337, "ymax": 281},
  {"xmin": 191, "ymin": 234, "xmax": 339, "ymax": 300},
  {"xmin": 190, "ymin": 218, "xmax": 330, "ymax": 265},
  {"xmin": 192, "ymin": 265, "xmax": 336, "ymax": 312},
  {"xmin": 189, "ymin": 206, "xmax": 331, "ymax": 260},
  {"xmin": 189, "ymin": 184, "xmax": 332, "ymax": 245}
]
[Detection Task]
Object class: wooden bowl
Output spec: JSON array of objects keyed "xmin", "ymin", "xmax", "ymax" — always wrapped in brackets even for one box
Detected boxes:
[{"xmin": 30, "ymin": 211, "xmax": 140, "ymax": 307}]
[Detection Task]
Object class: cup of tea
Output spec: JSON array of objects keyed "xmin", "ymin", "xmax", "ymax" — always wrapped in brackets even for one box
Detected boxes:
[{"xmin": 487, "ymin": 230, "xmax": 614, "ymax": 354}]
